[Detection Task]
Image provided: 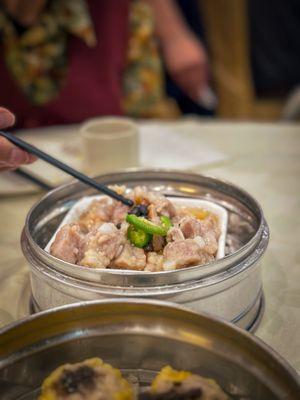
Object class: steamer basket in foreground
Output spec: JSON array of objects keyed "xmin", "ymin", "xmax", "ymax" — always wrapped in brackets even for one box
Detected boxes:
[
  {"xmin": 0, "ymin": 300, "xmax": 298, "ymax": 399},
  {"xmin": 22, "ymin": 170, "xmax": 269, "ymax": 330}
]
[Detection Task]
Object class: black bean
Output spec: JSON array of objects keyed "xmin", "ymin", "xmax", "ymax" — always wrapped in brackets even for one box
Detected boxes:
[
  {"xmin": 128, "ymin": 205, "xmax": 148, "ymax": 217},
  {"xmin": 128, "ymin": 206, "xmax": 141, "ymax": 216},
  {"xmin": 139, "ymin": 204, "xmax": 148, "ymax": 216}
]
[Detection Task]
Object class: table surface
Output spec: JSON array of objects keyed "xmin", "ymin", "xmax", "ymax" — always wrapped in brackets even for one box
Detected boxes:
[{"xmin": 0, "ymin": 119, "xmax": 299, "ymax": 373}]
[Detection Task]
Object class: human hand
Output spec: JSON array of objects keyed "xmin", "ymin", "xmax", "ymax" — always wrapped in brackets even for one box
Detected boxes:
[
  {"xmin": 1, "ymin": 0, "xmax": 47, "ymax": 26},
  {"xmin": 0, "ymin": 108, "xmax": 36, "ymax": 172},
  {"xmin": 162, "ymin": 33, "xmax": 209, "ymax": 102}
]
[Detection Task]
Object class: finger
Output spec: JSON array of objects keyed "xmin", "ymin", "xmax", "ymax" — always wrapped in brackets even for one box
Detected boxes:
[
  {"xmin": 172, "ymin": 65, "xmax": 208, "ymax": 101},
  {"xmin": 0, "ymin": 108, "xmax": 16, "ymax": 129},
  {"xmin": 23, "ymin": 152, "xmax": 37, "ymax": 164},
  {"xmin": 0, "ymin": 165, "xmax": 17, "ymax": 172},
  {"xmin": 0, "ymin": 109, "xmax": 36, "ymax": 166},
  {"xmin": 26, "ymin": 153, "xmax": 37, "ymax": 163},
  {"xmin": 0, "ymin": 167, "xmax": 11, "ymax": 172},
  {"xmin": 0, "ymin": 137, "xmax": 30, "ymax": 167},
  {"xmin": 0, "ymin": 152, "xmax": 36, "ymax": 171}
]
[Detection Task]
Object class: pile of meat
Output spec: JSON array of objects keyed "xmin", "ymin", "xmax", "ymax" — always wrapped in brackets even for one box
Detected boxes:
[{"xmin": 50, "ymin": 186, "xmax": 220, "ymax": 271}]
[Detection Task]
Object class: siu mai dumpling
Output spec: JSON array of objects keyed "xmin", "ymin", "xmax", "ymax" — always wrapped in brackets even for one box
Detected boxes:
[
  {"xmin": 39, "ymin": 357, "xmax": 134, "ymax": 400},
  {"xmin": 140, "ymin": 366, "xmax": 228, "ymax": 400}
]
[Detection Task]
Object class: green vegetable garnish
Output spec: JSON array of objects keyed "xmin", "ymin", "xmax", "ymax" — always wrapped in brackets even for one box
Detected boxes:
[
  {"xmin": 126, "ymin": 214, "xmax": 171, "ymax": 236},
  {"xmin": 127, "ymin": 225, "xmax": 151, "ymax": 248},
  {"xmin": 160, "ymin": 216, "xmax": 172, "ymax": 231}
]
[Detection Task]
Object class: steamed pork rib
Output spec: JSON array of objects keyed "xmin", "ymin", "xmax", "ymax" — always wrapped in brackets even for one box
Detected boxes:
[
  {"xmin": 179, "ymin": 217, "xmax": 202, "ymax": 239},
  {"xmin": 132, "ymin": 186, "xmax": 176, "ymax": 218},
  {"xmin": 50, "ymin": 223, "xmax": 85, "ymax": 264},
  {"xmin": 79, "ymin": 198, "xmax": 114, "ymax": 231},
  {"xmin": 112, "ymin": 202, "xmax": 130, "ymax": 225},
  {"xmin": 39, "ymin": 358, "xmax": 134, "ymax": 400},
  {"xmin": 145, "ymin": 252, "xmax": 164, "ymax": 272},
  {"xmin": 49, "ymin": 186, "xmax": 221, "ymax": 271},
  {"xmin": 113, "ymin": 242, "xmax": 146, "ymax": 270},
  {"xmin": 80, "ymin": 223, "xmax": 125, "ymax": 268},
  {"xmin": 163, "ymin": 239, "xmax": 214, "ymax": 271},
  {"xmin": 179, "ymin": 216, "xmax": 219, "ymax": 256},
  {"xmin": 166, "ymin": 227, "xmax": 185, "ymax": 243},
  {"xmin": 140, "ymin": 366, "xmax": 228, "ymax": 400}
]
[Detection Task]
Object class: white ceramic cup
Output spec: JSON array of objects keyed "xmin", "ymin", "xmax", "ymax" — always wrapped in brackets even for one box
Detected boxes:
[{"xmin": 80, "ymin": 117, "xmax": 139, "ymax": 175}]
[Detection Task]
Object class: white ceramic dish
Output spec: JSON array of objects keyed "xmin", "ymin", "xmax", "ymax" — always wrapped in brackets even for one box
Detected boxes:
[{"xmin": 45, "ymin": 195, "xmax": 228, "ymax": 261}]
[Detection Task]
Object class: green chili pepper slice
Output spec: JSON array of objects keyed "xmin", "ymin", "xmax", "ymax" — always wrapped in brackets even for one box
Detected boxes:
[
  {"xmin": 126, "ymin": 214, "xmax": 167, "ymax": 236},
  {"xmin": 127, "ymin": 225, "xmax": 151, "ymax": 248},
  {"xmin": 160, "ymin": 216, "xmax": 172, "ymax": 232}
]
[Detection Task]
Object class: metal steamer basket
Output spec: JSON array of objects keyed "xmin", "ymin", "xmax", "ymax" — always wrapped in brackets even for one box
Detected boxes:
[
  {"xmin": 21, "ymin": 170, "xmax": 269, "ymax": 330},
  {"xmin": 0, "ymin": 300, "xmax": 298, "ymax": 399}
]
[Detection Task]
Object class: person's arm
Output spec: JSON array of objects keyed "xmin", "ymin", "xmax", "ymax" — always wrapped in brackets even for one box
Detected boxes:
[
  {"xmin": 146, "ymin": 0, "xmax": 192, "ymax": 42},
  {"xmin": 0, "ymin": 108, "xmax": 36, "ymax": 172},
  {"xmin": 146, "ymin": 0, "xmax": 208, "ymax": 102}
]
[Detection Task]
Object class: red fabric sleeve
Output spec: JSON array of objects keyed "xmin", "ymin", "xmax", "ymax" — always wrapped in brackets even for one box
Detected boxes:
[{"xmin": 0, "ymin": 0, "xmax": 130, "ymax": 129}]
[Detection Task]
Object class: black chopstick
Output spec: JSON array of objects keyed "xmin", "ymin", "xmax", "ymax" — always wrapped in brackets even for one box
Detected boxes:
[
  {"xmin": 14, "ymin": 168, "xmax": 54, "ymax": 191},
  {"xmin": 0, "ymin": 131, "xmax": 133, "ymax": 206}
]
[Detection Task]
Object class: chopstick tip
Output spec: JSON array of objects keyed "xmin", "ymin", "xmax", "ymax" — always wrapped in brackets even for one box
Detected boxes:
[{"xmin": 126, "ymin": 198, "xmax": 134, "ymax": 207}]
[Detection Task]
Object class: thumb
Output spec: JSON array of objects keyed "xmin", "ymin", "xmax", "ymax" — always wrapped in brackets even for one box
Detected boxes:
[{"xmin": 0, "ymin": 108, "xmax": 16, "ymax": 129}]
